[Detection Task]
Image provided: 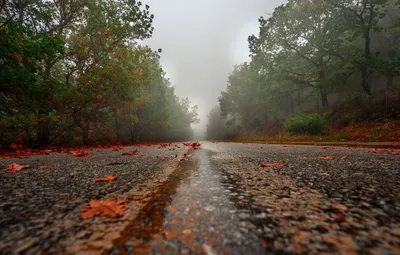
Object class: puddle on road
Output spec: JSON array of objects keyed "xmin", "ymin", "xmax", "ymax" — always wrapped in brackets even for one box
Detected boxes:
[{"xmin": 110, "ymin": 149, "xmax": 266, "ymax": 255}]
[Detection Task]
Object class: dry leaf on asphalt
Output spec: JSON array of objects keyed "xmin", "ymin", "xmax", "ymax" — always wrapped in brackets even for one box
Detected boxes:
[
  {"xmin": 81, "ymin": 199, "xmax": 127, "ymax": 220},
  {"xmin": 92, "ymin": 174, "xmax": 117, "ymax": 182},
  {"xmin": 121, "ymin": 149, "xmax": 138, "ymax": 156},
  {"xmin": 70, "ymin": 150, "xmax": 91, "ymax": 157},
  {"xmin": 7, "ymin": 163, "xmax": 30, "ymax": 173},
  {"xmin": 318, "ymin": 156, "xmax": 334, "ymax": 160}
]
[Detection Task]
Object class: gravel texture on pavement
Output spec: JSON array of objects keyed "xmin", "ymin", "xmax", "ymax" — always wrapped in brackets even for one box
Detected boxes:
[
  {"xmin": 205, "ymin": 142, "xmax": 400, "ymax": 254},
  {"xmin": 1, "ymin": 142, "xmax": 399, "ymax": 254},
  {"xmin": 0, "ymin": 144, "xmax": 188, "ymax": 254}
]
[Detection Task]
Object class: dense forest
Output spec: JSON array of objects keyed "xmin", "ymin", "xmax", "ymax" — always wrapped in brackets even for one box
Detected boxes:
[
  {"xmin": 0, "ymin": 0, "xmax": 198, "ymax": 147},
  {"xmin": 208, "ymin": 0, "xmax": 400, "ymax": 140}
]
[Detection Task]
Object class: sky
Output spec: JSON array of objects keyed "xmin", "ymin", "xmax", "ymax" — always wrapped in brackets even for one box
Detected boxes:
[{"xmin": 142, "ymin": 0, "xmax": 287, "ymax": 139}]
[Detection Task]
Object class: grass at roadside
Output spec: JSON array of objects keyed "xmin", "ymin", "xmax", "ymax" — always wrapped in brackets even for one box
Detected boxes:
[{"xmin": 225, "ymin": 119, "xmax": 400, "ymax": 144}]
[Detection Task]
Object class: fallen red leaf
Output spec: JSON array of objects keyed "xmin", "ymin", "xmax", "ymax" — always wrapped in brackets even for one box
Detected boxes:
[
  {"xmin": 318, "ymin": 156, "xmax": 334, "ymax": 160},
  {"xmin": 7, "ymin": 163, "xmax": 30, "ymax": 173},
  {"xmin": 121, "ymin": 149, "xmax": 138, "ymax": 156},
  {"xmin": 333, "ymin": 215, "xmax": 346, "ymax": 223},
  {"xmin": 183, "ymin": 142, "xmax": 201, "ymax": 150},
  {"xmin": 260, "ymin": 163, "xmax": 287, "ymax": 168},
  {"xmin": 355, "ymin": 134, "xmax": 370, "ymax": 142},
  {"xmin": 71, "ymin": 150, "xmax": 91, "ymax": 157},
  {"xmin": 112, "ymin": 146, "xmax": 124, "ymax": 151},
  {"xmin": 367, "ymin": 148, "xmax": 383, "ymax": 153},
  {"xmin": 93, "ymin": 174, "xmax": 117, "ymax": 182},
  {"xmin": 39, "ymin": 165, "xmax": 53, "ymax": 169},
  {"xmin": 81, "ymin": 199, "xmax": 127, "ymax": 220}
]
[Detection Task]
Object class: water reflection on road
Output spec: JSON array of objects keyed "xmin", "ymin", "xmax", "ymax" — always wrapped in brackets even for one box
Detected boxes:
[{"xmin": 111, "ymin": 149, "xmax": 266, "ymax": 254}]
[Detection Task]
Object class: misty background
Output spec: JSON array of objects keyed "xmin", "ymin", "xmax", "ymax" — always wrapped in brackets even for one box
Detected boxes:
[{"xmin": 142, "ymin": 0, "xmax": 287, "ymax": 139}]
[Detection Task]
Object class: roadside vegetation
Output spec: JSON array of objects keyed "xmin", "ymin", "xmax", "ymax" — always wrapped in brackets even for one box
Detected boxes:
[
  {"xmin": 0, "ymin": 0, "xmax": 198, "ymax": 149},
  {"xmin": 207, "ymin": 0, "xmax": 400, "ymax": 143}
]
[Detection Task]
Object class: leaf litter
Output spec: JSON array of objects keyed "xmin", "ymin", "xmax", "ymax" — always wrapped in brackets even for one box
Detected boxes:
[
  {"xmin": 81, "ymin": 199, "xmax": 127, "ymax": 220},
  {"xmin": 92, "ymin": 174, "xmax": 118, "ymax": 182},
  {"xmin": 6, "ymin": 163, "xmax": 30, "ymax": 173}
]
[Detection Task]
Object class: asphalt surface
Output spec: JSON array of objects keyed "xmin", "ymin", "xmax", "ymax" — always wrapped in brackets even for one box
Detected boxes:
[{"xmin": 0, "ymin": 142, "xmax": 399, "ymax": 254}]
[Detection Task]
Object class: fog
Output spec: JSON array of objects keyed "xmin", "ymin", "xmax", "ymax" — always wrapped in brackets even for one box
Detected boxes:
[{"xmin": 142, "ymin": 0, "xmax": 287, "ymax": 139}]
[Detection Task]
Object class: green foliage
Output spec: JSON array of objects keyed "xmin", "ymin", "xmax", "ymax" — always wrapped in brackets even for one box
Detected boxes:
[
  {"xmin": 218, "ymin": 0, "xmax": 399, "ymax": 137},
  {"xmin": 0, "ymin": 0, "xmax": 197, "ymax": 147},
  {"xmin": 284, "ymin": 113, "xmax": 325, "ymax": 135}
]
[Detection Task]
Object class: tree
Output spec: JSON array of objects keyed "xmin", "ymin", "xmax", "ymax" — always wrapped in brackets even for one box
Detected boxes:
[
  {"xmin": 250, "ymin": 0, "xmax": 350, "ymax": 109},
  {"xmin": 328, "ymin": 0, "xmax": 390, "ymax": 95},
  {"xmin": 0, "ymin": 0, "xmax": 197, "ymax": 147},
  {"xmin": 0, "ymin": 2, "xmax": 66, "ymax": 146}
]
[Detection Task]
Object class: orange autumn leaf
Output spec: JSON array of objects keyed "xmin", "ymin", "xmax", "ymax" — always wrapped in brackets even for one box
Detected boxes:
[
  {"xmin": 7, "ymin": 163, "xmax": 30, "ymax": 173},
  {"xmin": 260, "ymin": 163, "xmax": 287, "ymax": 168},
  {"xmin": 39, "ymin": 165, "xmax": 53, "ymax": 169},
  {"xmin": 71, "ymin": 150, "xmax": 91, "ymax": 157},
  {"xmin": 334, "ymin": 215, "xmax": 346, "ymax": 223},
  {"xmin": 121, "ymin": 149, "xmax": 138, "ymax": 156},
  {"xmin": 93, "ymin": 174, "xmax": 117, "ymax": 182},
  {"xmin": 112, "ymin": 146, "xmax": 124, "ymax": 151},
  {"xmin": 318, "ymin": 156, "xmax": 334, "ymax": 160},
  {"xmin": 81, "ymin": 199, "xmax": 127, "ymax": 220},
  {"xmin": 183, "ymin": 142, "xmax": 201, "ymax": 150}
]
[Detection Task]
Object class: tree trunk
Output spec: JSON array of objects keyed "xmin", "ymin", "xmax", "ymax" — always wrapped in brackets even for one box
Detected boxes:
[
  {"xmin": 320, "ymin": 88, "xmax": 329, "ymax": 109},
  {"xmin": 36, "ymin": 121, "xmax": 50, "ymax": 147},
  {"xmin": 362, "ymin": 30, "xmax": 372, "ymax": 96},
  {"xmin": 318, "ymin": 60, "xmax": 329, "ymax": 109},
  {"xmin": 82, "ymin": 124, "xmax": 90, "ymax": 146},
  {"xmin": 35, "ymin": 61, "xmax": 53, "ymax": 147},
  {"xmin": 386, "ymin": 76, "xmax": 393, "ymax": 93}
]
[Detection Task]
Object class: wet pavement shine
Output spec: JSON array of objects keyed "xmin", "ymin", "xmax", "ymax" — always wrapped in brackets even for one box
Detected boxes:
[
  {"xmin": 109, "ymin": 149, "xmax": 267, "ymax": 255},
  {"xmin": 1, "ymin": 142, "xmax": 399, "ymax": 254}
]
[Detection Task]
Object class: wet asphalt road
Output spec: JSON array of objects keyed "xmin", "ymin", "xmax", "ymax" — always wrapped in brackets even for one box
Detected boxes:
[{"xmin": 0, "ymin": 142, "xmax": 399, "ymax": 254}]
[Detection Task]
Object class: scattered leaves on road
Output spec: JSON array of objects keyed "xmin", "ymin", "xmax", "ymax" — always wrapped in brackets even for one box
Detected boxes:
[
  {"xmin": 70, "ymin": 150, "xmax": 91, "ymax": 157},
  {"xmin": 92, "ymin": 174, "xmax": 118, "ymax": 182},
  {"xmin": 81, "ymin": 199, "xmax": 127, "ymax": 220},
  {"xmin": 183, "ymin": 142, "xmax": 201, "ymax": 150},
  {"xmin": 260, "ymin": 163, "xmax": 287, "ymax": 168},
  {"xmin": 7, "ymin": 163, "xmax": 30, "ymax": 173},
  {"xmin": 122, "ymin": 149, "xmax": 138, "ymax": 156},
  {"xmin": 112, "ymin": 146, "xmax": 124, "ymax": 151},
  {"xmin": 368, "ymin": 148, "xmax": 399, "ymax": 155},
  {"xmin": 318, "ymin": 156, "xmax": 334, "ymax": 160}
]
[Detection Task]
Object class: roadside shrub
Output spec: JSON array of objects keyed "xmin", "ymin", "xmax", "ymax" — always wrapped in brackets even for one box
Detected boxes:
[{"xmin": 284, "ymin": 112, "xmax": 325, "ymax": 135}]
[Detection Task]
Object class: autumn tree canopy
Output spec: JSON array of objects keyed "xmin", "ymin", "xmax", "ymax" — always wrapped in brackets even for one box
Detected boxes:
[{"xmin": 0, "ymin": 0, "xmax": 198, "ymax": 147}]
